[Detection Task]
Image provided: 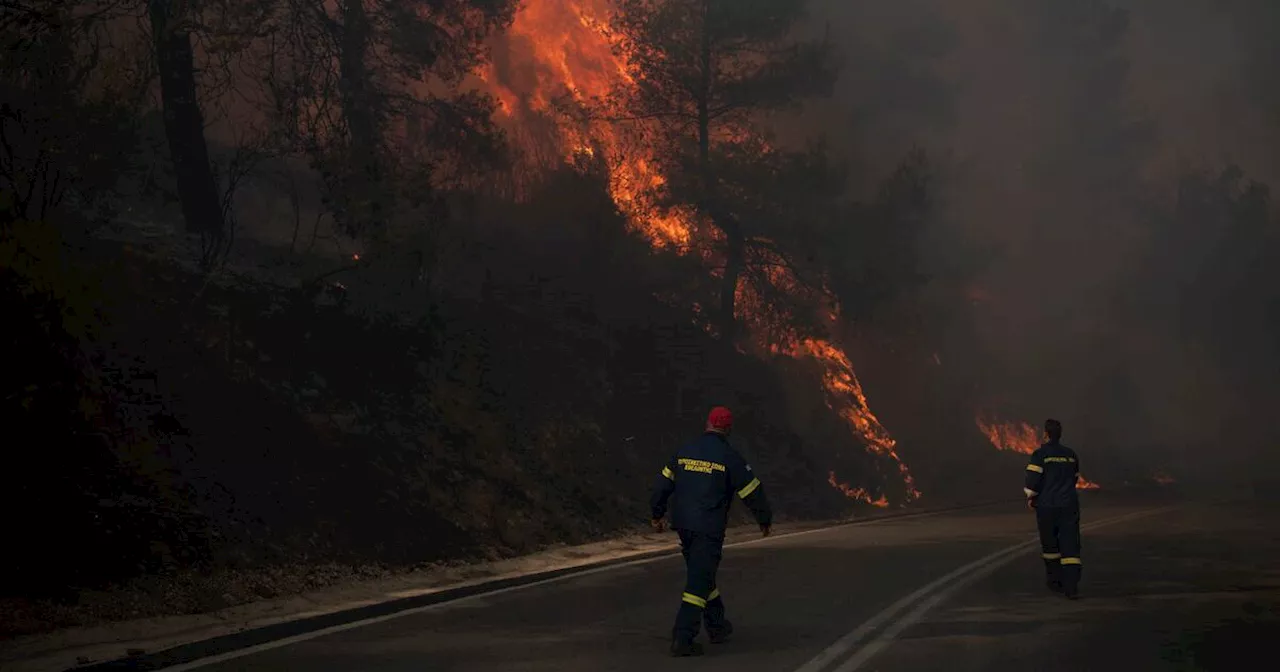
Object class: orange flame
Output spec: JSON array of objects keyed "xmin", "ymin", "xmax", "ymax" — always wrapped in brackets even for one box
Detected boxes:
[
  {"xmin": 789, "ymin": 339, "xmax": 921, "ymax": 502},
  {"xmin": 484, "ymin": 1, "xmax": 918, "ymax": 503},
  {"xmin": 976, "ymin": 416, "xmax": 1100, "ymax": 490},
  {"xmin": 975, "ymin": 416, "xmax": 1040, "ymax": 455},
  {"xmin": 829, "ymin": 471, "xmax": 889, "ymax": 508},
  {"xmin": 482, "ymin": 0, "xmax": 692, "ymax": 249}
]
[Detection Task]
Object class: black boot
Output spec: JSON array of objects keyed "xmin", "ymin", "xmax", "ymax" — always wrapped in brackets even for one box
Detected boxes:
[
  {"xmin": 1043, "ymin": 559, "xmax": 1063, "ymax": 594},
  {"xmin": 708, "ymin": 621, "xmax": 734, "ymax": 644},
  {"xmin": 670, "ymin": 639, "xmax": 705, "ymax": 657},
  {"xmin": 1062, "ymin": 562, "xmax": 1081, "ymax": 599}
]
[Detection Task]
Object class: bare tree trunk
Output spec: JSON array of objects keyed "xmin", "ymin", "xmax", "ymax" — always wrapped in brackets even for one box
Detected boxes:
[
  {"xmin": 148, "ymin": 0, "xmax": 224, "ymax": 241},
  {"xmin": 336, "ymin": 0, "xmax": 386, "ymax": 235},
  {"xmin": 718, "ymin": 219, "xmax": 744, "ymax": 341}
]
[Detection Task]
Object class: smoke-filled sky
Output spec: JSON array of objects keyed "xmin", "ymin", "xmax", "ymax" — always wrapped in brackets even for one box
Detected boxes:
[{"xmin": 799, "ymin": 0, "xmax": 1279, "ymax": 480}]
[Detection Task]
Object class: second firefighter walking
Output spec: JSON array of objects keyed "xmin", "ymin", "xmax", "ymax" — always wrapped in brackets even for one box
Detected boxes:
[{"xmin": 1024, "ymin": 418, "xmax": 1084, "ymax": 599}]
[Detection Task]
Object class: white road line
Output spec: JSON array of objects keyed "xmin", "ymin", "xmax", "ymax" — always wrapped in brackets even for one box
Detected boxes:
[
  {"xmin": 154, "ymin": 505, "xmax": 990, "ymax": 670},
  {"xmin": 789, "ymin": 540, "xmax": 1036, "ymax": 672},
  {"xmin": 799, "ymin": 506, "xmax": 1173, "ymax": 672}
]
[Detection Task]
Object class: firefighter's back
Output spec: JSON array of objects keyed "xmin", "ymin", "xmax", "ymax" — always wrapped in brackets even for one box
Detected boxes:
[
  {"xmin": 670, "ymin": 433, "xmax": 736, "ymax": 534},
  {"xmin": 1033, "ymin": 442, "xmax": 1080, "ymax": 509}
]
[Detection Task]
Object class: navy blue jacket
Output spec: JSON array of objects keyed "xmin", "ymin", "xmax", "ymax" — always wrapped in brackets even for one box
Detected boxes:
[
  {"xmin": 650, "ymin": 431, "xmax": 772, "ymax": 536},
  {"xmin": 1024, "ymin": 441, "xmax": 1080, "ymax": 509}
]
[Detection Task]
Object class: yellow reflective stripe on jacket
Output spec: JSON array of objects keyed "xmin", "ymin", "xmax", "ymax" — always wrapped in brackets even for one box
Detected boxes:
[
  {"xmin": 1060, "ymin": 557, "xmax": 1082, "ymax": 565},
  {"xmin": 1026, "ymin": 463, "xmax": 1044, "ymax": 473},
  {"xmin": 708, "ymin": 588, "xmax": 720, "ymax": 601},
  {"xmin": 682, "ymin": 592, "xmax": 707, "ymax": 608},
  {"xmin": 661, "ymin": 466, "xmax": 675, "ymax": 481},
  {"xmin": 1042, "ymin": 552, "xmax": 1062, "ymax": 560},
  {"xmin": 737, "ymin": 477, "xmax": 761, "ymax": 499}
]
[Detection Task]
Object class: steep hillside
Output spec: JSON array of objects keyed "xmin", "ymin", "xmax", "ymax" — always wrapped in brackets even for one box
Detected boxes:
[{"xmin": 1, "ymin": 170, "xmax": 897, "ymax": 635}]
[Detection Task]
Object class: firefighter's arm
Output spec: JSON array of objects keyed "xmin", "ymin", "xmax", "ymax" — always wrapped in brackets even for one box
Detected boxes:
[
  {"xmin": 729, "ymin": 452, "xmax": 773, "ymax": 529},
  {"xmin": 1024, "ymin": 449, "xmax": 1046, "ymax": 504},
  {"xmin": 649, "ymin": 455, "xmax": 678, "ymax": 522}
]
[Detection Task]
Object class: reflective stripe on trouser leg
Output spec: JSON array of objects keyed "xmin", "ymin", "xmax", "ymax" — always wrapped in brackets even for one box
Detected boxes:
[
  {"xmin": 682, "ymin": 592, "xmax": 708, "ymax": 608},
  {"xmin": 1056, "ymin": 507, "xmax": 1083, "ymax": 591},
  {"xmin": 673, "ymin": 530, "xmax": 724, "ymax": 644},
  {"xmin": 1036, "ymin": 508, "xmax": 1061, "ymax": 583},
  {"xmin": 1060, "ymin": 556, "xmax": 1082, "ymax": 590},
  {"xmin": 1035, "ymin": 508, "xmax": 1060, "ymax": 560}
]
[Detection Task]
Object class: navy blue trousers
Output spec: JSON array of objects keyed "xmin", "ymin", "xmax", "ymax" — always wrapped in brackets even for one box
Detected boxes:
[
  {"xmin": 1036, "ymin": 506, "xmax": 1082, "ymax": 591},
  {"xmin": 672, "ymin": 529, "xmax": 730, "ymax": 643}
]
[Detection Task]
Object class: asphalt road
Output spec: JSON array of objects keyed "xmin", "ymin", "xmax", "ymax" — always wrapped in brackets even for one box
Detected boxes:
[{"xmin": 156, "ymin": 494, "xmax": 1280, "ymax": 672}]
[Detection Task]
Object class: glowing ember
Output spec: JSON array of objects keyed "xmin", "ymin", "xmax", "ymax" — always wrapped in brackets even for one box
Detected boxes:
[
  {"xmin": 829, "ymin": 471, "xmax": 889, "ymax": 508},
  {"xmin": 1153, "ymin": 471, "xmax": 1176, "ymax": 486},
  {"xmin": 976, "ymin": 416, "xmax": 1100, "ymax": 490},
  {"xmin": 483, "ymin": 1, "xmax": 917, "ymax": 503}
]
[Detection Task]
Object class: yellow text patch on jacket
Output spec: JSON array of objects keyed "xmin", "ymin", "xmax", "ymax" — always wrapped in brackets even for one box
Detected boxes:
[{"xmin": 678, "ymin": 458, "xmax": 727, "ymax": 474}]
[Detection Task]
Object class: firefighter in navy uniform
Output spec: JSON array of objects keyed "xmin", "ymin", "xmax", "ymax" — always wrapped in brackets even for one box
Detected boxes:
[
  {"xmin": 1024, "ymin": 418, "xmax": 1083, "ymax": 598},
  {"xmin": 650, "ymin": 406, "xmax": 772, "ymax": 657}
]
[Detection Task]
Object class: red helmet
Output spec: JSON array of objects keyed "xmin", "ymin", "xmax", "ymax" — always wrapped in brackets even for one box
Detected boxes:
[{"xmin": 707, "ymin": 406, "xmax": 733, "ymax": 432}]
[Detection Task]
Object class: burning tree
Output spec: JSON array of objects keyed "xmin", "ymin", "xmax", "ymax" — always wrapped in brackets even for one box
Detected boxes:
[
  {"xmin": 600, "ymin": 0, "xmax": 837, "ymax": 342},
  {"xmin": 479, "ymin": 0, "xmax": 922, "ymax": 505}
]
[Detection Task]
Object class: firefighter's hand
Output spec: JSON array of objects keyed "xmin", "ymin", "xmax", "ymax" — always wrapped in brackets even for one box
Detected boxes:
[
  {"xmin": 1025, "ymin": 497, "xmax": 1036, "ymax": 511},
  {"xmin": 651, "ymin": 517, "xmax": 666, "ymax": 533},
  {"xmin": 760, "ymin": 524, "xmax": 772, "ymax": 538}
]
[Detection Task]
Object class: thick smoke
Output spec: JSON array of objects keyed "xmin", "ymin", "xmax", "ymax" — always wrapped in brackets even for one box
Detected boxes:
[{"xmin": 804, "ymin": 0, "xmax": 1280, "ymax": 486}]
